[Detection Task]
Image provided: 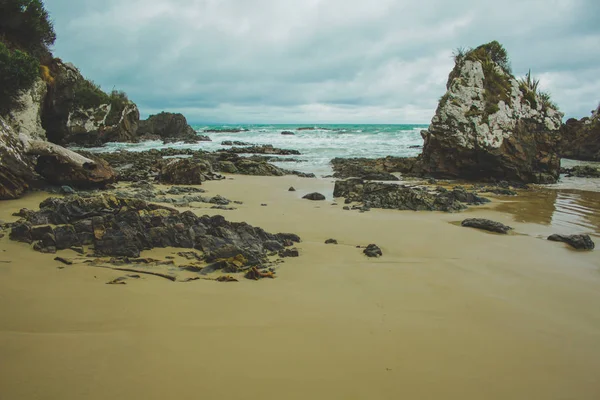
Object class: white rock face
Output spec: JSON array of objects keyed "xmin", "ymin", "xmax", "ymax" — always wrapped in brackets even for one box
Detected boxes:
[
  {"xmin": 430, "ymin": 60, "xmax": 563, "ymax": 150},
  {"xmin": 6, "ymin": 78, "xmax": 48, "ymax": 140}
]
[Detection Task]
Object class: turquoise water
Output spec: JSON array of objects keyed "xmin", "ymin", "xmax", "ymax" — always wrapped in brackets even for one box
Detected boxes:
[{"xmin": 94, "ymin": 124, "xmax": 427, "ymax": 176}]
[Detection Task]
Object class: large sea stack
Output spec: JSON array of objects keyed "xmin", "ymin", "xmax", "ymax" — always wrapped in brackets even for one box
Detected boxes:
[
  {"xmin": 419, "ymin": 41, "xmax": 563, "ymax": 183},
  {"xmin": 560, "ymin": 104, "xmax": 600, "ymax": 161}
]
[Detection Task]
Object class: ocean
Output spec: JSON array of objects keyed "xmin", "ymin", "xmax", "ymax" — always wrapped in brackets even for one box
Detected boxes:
[{"xmin": 93, "ymin": 124, "xmax": 427, "ymax": 176}]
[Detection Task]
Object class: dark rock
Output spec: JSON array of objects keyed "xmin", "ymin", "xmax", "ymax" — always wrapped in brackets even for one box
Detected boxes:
[
  {"xmin": 221, "ymin": 140, "xmax": 251, "ymax": 146},
  {"xmin": 138, "ymin": 112, "xmax": 209, "ymax": 143},
  {"xmin": 218, "ymin": 144, "xmax": 300, "ymax": 156},
  {"xmin": 31, "ymin": 225, "xmax": 54, "ymax": 241},
  {"xmin": 560, "ymin": 105, "xmax": 600, "ymax": 161},
  {"xmin": 60, "ymin": 185, "xmax": 76, "ymax": 195},
  {"xmin": 209, "ymin": 195, "xmax": 231, "ymax": 205},
  {"xmin": 303, "ymin": 192, "xmax": 326, "ymax": 201},
  {"xmin": 363, "ymin": 244, "xmax": 382, "ymax": 258},
  {"xmin": 159, "ymin": 158, "xmax": 222, "ymax": 185},
  {"xmin": 9, "ymin": 194, "xmax": 301, "ymax": 262},
  {"xmin": 288, "ymin": 186, "xmax": 296, "ymax": 192},
  {"xmin": 279, "ymin": 248, "xmax": 299, "ymax": 257},
  {"xmin": 334, "ymin": 179, "xmax": 467, "ymax": 212},
  {"xmin": 325, "ymin": 239, "xmax": 338, "ymax": 244},
  {"xmin": 331, "ymin": 157, "xmax": 417, "ymax": 179},
  {"xmin": 561, "ymin": 166, "xmax": 600, "ymax": 178},
  {"xmin": 461, "ymin": 218, "xmax": 512, "ymax": 234},
  {"xmin": 281, "ymin": 131, "xmax": 295, "ymax": 135},
  {"xmin": 547, "ymin": 234, "xmax": 595, "ymax": 250},
  {"xmin": 9, "ymin": 222, "xmax": 32, "ymax": 243},
  {"xmin": 54, "ymin": 257, "xmax": 73, "ymax": 265}
]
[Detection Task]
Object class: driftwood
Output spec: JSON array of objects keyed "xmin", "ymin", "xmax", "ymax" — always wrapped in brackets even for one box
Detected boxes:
[
  {"xmin": 86, "ymin": 264, "xmax": 177, "ymax": 282},
  {"xmin": 20, "ymin": 134, "xmax": 97, "ymax": 169}
]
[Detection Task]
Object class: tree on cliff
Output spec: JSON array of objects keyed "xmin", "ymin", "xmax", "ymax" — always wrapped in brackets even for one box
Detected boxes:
[{"xmin": 0, "ymin": 0, "xmax": 56, "ymax": 57}]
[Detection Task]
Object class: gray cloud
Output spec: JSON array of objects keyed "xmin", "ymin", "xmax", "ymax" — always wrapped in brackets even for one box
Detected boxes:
[{"xmin": 44, "ymin": 0, "xmax": 600, "ymax": 123}]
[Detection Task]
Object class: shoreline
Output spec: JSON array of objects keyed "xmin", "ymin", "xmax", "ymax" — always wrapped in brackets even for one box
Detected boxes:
[{"xmin": 1, "ymin": 174, "xmax": 599, "ymax": 399}]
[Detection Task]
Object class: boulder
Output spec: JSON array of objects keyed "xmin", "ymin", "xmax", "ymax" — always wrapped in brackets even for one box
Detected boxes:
[
  {"xmin": 419, "ymin": 42, "xmax": 563, "ymax": 183},
  {"xmin": 281, "ymin": 131, "xmax": 295, "ymax": 135},
  {"xmin": 461, "ymin": 218, "xmax": 512, "ymax": 234},
  {"xmin": 303, "ymin": 192, "xmax": 326, "ymax": 201},
  {"xmin": 560, "ymin": 105, "xmax": 600, "ymax": 161},
  {"xmin": 159, "ymin": 158, "xmax": 222, "ymax": 185},
  {"xmin": 547, "ymin": 234, "xmax": 595, "ymax": 250},
  {"xmin": 138, "ymin": 112, "xmax": 210, "ymax": 143},
  {"xmin": 363, "ymin": 244, "xmax": 382, "ymax": 258}
]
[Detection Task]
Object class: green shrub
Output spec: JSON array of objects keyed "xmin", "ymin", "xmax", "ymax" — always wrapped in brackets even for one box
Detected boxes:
[
  {"xmin": 465, "ymin": 41, "xmax": 511, "ymax": 74},
  {"xmin": 0, "ymin": 0, "xmax": 56, "ymax": 57},
  {"xmin": 0, "ymin": 41, "xmax": 40, "ymax": 113},
  {"xmin": 72, "ymin": 79, "xmax": 110, "ymax": 110},
  {"xmin": 105, "ymin": 90, "xmax": 130, "ymax": 125},
  {"xmin": 518, "ymin": 70, "xmax": 558, "ymax": 111}
]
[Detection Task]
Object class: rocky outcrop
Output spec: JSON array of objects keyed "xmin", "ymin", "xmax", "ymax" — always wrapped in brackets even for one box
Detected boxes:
[
  {"xmin": 561, "ymin": 166, "xmax": 600, "ymax": 178},
  {"xmin": 159, "ymin": 158, "xmax": 223, "ymax": 184},
  {"xmin": 218, "ymin": 144, "xmax": 300, "ymax": 155},
  {"xmin": 0, "ymin": 116, "xmax": 36, "ymax": 199},
  {"xmin": 560, "ymin": 105, "xmax": 600, "ymax": 161},
  {"xmin": 138, "ymin": 112, "xmax": 210, "ymax": 143},
  {"xmin": 331, "ymin": 157, "xmax": 417, "ymax": 180},
  {"xmin": 461, "ymin": 218, "xmax": 512, "ymax": 234},
  {"xmin": 42, "ymin": 60, "xmax": 140, "ymax": 146},
  {"xmin": 6, "ymin": 78, "xmax": 47, "ymax": 140},
  {"xmin": 333, "ymin": 179, "xmax": 488, "ymax": 212},
  {"xmin": 9, "ymin": 194, "xmax": 301, "ymax": 259},
  {"xmin": 420, "ymin": 42, "xmax": 563, "ymax": 183}
]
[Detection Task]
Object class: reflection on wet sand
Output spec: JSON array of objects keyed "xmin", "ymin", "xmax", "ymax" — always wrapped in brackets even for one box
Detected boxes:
[{"xmin": 495, "ymin": 188, "xmax": 600, "ymax": 236}]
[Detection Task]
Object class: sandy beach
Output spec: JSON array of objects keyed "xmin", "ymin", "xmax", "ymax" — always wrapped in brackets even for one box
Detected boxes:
[{"xmin": 0, "ymin": 175, "xmax": 599, "ymax": 399}]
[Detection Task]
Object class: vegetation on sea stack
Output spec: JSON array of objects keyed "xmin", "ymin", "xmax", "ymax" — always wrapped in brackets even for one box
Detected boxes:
[{"xmin": 0, "ymin": 42, "xmax": 40, "ymax": 113}]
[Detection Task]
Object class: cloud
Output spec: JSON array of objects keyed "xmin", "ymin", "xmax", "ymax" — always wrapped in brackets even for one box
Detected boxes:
[{"xmin": 44, "ymin": 0, "xmax": 600, "ymax": 123}]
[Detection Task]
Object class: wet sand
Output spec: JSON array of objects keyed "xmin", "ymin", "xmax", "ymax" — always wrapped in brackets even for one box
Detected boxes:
[{"xmin": 1, "ymin": 175, "xmax": 600, "ymax": 399}]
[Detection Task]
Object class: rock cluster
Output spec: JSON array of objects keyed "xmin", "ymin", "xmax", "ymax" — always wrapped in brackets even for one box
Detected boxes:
[
  {"xmin": 9, "ymin": 194, "xmax": 301, "ymax": 260},
  {"xmin": 333, "ymin": 179, "xmax": 489, "ymax": 212}
]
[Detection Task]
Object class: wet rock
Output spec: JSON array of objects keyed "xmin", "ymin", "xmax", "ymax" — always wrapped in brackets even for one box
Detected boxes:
[
  {"xmin": 60, "ymin": 185, "xmax": 76, "ymax": 195},
  {"xmin": 54, "ymin": 257, "xmax": 73, "ymax": 265},
  {"xmin": 461, "ymin": 218, "xmax": 512, "ymax": 234},
  {"xmin": 10, "ymin": 194, "xmax": 300, "ymax": 261},
  {"xmin": 363, "ymin": 244, "xmax": 382, "ymax": 258},
  {"xmin": 547, "ymin": 234, "xmax": 595, "ymax": 250},
  {"xmin": 334, "ymin": 179, "xmax": 468, "ymax": 212},
  {"xmin": 362, "ymin": 172, "xmax": 399, "ymax": 181},
  {"xmin": 209, "ymin": 195, "xmax": 231, "ymax": 205},
  {"xmin": 106, "ymin": 277, "xmax": 128, "ymax": 285},
  {"xmin": 281, "ymin": 131, "xmax": 295, "ymax": 135},
  {"xmin": 159, "ymin": 158, "xmax": 223, "ymax": 185},
  {"xmin": 325, "ymin": 239, "xmax": 338, "ymax": 244},
  {"xmin": 288, "ymin": 186, "xmax": 296, "ymax": 192},
  {"xmin": 218, "ymin": 144, "xmax": 300, "ymax": 156},
  {"xmin": 221, "ymin": 140, "xmax": 251, "ymax": 146},
  {"xmin": 303, "ymin": 192, "xmax": 326, "ymax": 201},
  {"xmin": 245, "ymin": 267, "xmax": 276, "ymax": 280},
  {"xmin": 561, "ymin": 166, "xmax": 600, "ymax": 178},
  {"xmin": 279, "ymin": 248, "xmax": 299, "ymax": 257}
]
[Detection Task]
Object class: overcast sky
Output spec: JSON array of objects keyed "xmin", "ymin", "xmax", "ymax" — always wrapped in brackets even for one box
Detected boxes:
[{"xmin": 44, "ymin": 0, "xmax": 600, "ymax": 124}]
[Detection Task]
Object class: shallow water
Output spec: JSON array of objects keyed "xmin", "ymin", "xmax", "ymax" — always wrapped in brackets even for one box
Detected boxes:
[{"xmin": 494, "ymin": 187, "xmax": 600, "ymax": 238}]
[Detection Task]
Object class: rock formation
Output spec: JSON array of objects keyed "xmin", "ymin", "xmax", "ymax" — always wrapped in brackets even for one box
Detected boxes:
[
  {"xmin": 138, "ymin": 112, "xmax": 210, "ymax": 143},
  {"xmin": 420, "ymin": 41, "xmax": 563, "ymax": 183},
  {"xmin": 9, "ymin": 194, "xmax": 301, "ymax": 260},
  {"xmin": 560, "ymin": 104, "xmax": 600, "ymax": 161}
]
